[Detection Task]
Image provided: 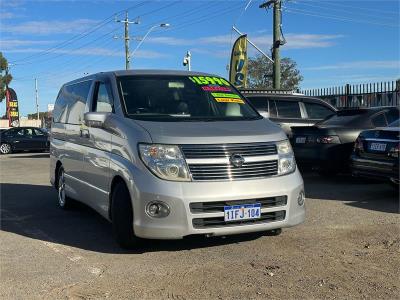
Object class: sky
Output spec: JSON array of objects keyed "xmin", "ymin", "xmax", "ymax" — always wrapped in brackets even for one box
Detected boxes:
[{"xmin": 1, "ymin": 0, "xmax": 399, "ymax": 117}]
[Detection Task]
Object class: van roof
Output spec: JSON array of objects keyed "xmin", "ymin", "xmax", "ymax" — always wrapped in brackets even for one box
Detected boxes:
[
  {"xmin": 64, "ymin": 69, "xmax": 216, "ymax": 85},
  {"xmin": 112, "ymin": 69, "xmax": 214, "ymax": 77}
]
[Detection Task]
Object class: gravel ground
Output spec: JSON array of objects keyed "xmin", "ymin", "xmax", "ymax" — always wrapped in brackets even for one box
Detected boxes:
[{"xmin": 0, "ymin": 153, "xmax": 399, "ymax": 300}]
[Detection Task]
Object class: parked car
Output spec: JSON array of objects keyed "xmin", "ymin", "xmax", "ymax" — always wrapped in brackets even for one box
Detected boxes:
[
  {"xmin": 0, "ymin": 127, "xmax": 49, "ymax": 154},
  {"xmin": 50, "ymin": 70, "xmax": 305, "ymax": 248},
  {"xmin": 291, "ymin": 106, "xmax": 400, "ymax": 173},
  {"xmin": 240, "ymin": 89, "xmax": 337, "ymax": 136},
  {"xmin": 351, "ymin": 119, "xmax": 399, "ymax": 186}
]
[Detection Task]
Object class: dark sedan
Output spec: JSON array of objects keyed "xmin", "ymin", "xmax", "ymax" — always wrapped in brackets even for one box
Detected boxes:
[
  {"xmin": 242, "ymin": 90, "xmax": 337, "ymax": 137},
  {"xmin": 0, "ymin": 127, "xmax": 49, "ymax": 154},
  {"xmin": 291, "ymin": 106, "xmax": 400, "ymax": 174},
  {"xmin": 351, "ymin": 120, "xmax": 399, "ymax": 186}
]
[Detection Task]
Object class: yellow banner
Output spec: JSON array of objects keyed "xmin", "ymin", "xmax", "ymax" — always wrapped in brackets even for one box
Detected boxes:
[{"xmin": 229, "ymin": 34, "xmax": 248, "ymax": 89}]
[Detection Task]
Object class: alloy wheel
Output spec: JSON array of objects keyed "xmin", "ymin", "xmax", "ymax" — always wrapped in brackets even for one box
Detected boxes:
[
  {"xmin": 58, "ymin": 170, "xmax": 66, "ymax": 207},
  {"xmin": 0, "ymin": 144, "xmax": 11, "ymax": 154}
]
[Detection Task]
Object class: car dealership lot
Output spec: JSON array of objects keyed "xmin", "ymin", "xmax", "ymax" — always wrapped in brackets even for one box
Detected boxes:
[{"xmin": 0, "ymin": 153, "xmax": 399, "ymax": 299}]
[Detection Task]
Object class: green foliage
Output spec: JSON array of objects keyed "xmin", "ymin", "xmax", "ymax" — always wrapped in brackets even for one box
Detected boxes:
[
  {"xmin": 247, "ymin": 56, "xmax": 303, "ymax": 90},
  {"xmin": 0, "ymin": 52, "xmax": 13, "ymax": 103},
  {"xmin": 27, "ymin": 112, "xmax": 50, "ymax": 120}
]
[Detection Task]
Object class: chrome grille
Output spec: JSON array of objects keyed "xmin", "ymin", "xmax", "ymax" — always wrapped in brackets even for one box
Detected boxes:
[
  {"xmin": 181, "ymin": 143, "xmax": 277, "ymax": 158},
  {"xmin": 188, "ymin": 160, "xmax": 278, "ymax": 181}
]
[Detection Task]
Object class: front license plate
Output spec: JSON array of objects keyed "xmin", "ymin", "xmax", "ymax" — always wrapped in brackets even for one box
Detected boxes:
[
  {"xmin": 296, "ymin": 137, "xmax": 306, "ymax": 144},
  {"xmin": 369, "ymin": 142, "xmax": 386, "ymax": 151},
  {"xmin": 224, "ymin": 203, "xmax": 261, "ymax": 222}
]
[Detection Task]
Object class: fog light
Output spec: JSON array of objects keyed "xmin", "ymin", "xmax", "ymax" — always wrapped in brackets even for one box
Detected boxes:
[
  {"xmin": 297, "ymin": 191, "xmax": 305, "ymax": 206},
  {"xmin": 146, "ymin": 201, "xmax": 170, "ymax": 218}
]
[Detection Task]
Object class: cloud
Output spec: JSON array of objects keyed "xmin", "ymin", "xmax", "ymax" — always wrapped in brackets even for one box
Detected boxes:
[
  {"xmin": 143, "ymin": 33, "xmax": 343, "ymax": 57},
  {"xmin": 249, "ymin": 33, "xmax": 344, "ymax": 50},
  {"xmin": 145, "ymin": 37, "xmax": 189, "ymax": 46},
  {"xmin": 3, "ymin": 47, "xmax": 167, "ymax": 59},
  {"xmin": 0, "ymin": 12, "xmax": 16, "ymax": 19},
  {"xmin": 1, "ymin": 19, "xmax": 98, "ymax": 35},
  {"xmin": 1, "ymin": 0, "xmax": 24, "ymax": 8},
  {"xmin": 0, "ymin": 39, "xmax": 57, "ymax": 49},
  {"xmin": 304, "ymin": 60, "xmax": 400, "ymax": 71},
  {"xmin": 191, "ymin": 48, "xmax": 230, "ymax": 58}
]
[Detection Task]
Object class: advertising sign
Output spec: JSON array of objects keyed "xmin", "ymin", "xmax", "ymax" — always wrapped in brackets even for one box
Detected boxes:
[
  {"xmin": 6, "ymin": 88, "xmax": 20, "ymax": 127},
  {"xmin": 229, "ymin": 34, "xmax": 248, "ymax": 89}
]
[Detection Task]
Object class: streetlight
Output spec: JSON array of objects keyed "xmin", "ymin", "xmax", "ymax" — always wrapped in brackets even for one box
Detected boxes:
[{"xmin": 130, "ymin": 23, "xmax": 170, "ymax": 59}]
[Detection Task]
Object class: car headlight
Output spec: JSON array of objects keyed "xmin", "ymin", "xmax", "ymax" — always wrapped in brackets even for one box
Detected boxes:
[
  {"xmin": 277, "ymin": 140, "xmax": 296, "ymax": 175},
  {"xmin": 139, "ymin": 144, "xmax": 190, "ymax": 181}
]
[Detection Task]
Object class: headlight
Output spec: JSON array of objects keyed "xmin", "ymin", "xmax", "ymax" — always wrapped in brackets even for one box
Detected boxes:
[
  {"xmin": 276, "ymin": 140, "xmax": 296, "ymax": 175},
  {"xmin": 139, "ymin": 144, "xmax": 190, "ymax": 181}
]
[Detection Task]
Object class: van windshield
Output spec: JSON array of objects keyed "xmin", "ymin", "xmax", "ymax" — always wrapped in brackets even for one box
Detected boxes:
[{"xmin": 117, "ymin": 75, "xmax": 261, "ymax": 121}]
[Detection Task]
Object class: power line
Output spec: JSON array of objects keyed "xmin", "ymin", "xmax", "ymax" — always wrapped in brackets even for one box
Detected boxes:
[
  {"xmin": 13, "ymin": 26, "xmax": 121, "ymax": 66},
  {"xmin": 10, "ymin": 1, "xmax": 148, "ymax": 65},
  {"xmin": 155, "ymin": 2, "xmax": 244, "ymax": 34},
  {"xmin": 10, "ymin": 1, "xmax": 181, "ymax": 67},
  {"xmin": 294, "ymin": 1, "xmax": 398, "ymax": 22},
  {"xmin": 10, "ymin": 2, "xmax": 211, "ymax": 78},
  {"xmin": 283, "ymin": 7, "xmax": 400, "ymax": 27},
  {"xmin": 134, "ymin": 2, "xmax": 207, "ymax": 33},
  {"xmin": 134, "ymin": 0, "xmax": 182, "ymax": 19},
  {"xmin": 302, "ymin": 0, "xmax": 400, "ymax": 16}
]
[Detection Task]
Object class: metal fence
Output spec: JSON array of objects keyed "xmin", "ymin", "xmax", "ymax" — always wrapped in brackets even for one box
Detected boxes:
[{"xmin": 301, "ymin": 80, "xmax": 400, "ymax": 109}]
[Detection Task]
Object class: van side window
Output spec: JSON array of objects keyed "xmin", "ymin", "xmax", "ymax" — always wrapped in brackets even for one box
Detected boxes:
[
  {"xmin": 93, "ymin": 82, "xmax": 113, "ymax": 113},
  {"xmin": 65, "ymin": 81, "xmax": 92, "ymax": 124},
  {"xmin": 247, "ymin": 97, "xmax": 268, "ymax": 112},
  {"xmin": 274, "ymin": 101, "xmax": 301, "ymax": 118},
  {"xmin": 268, "ymin": 100, "xmax": 277, "ymax": 117},
  {"xmin": 53, "ymin": 87, "xmax": 68, "ymax": 123},
  {"xmin": 304, "ymin": 102, "xmax": 334, "ymax": 119}
]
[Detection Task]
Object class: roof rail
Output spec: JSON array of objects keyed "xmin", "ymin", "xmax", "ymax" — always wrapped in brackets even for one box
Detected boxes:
[{"xmin": 239, "ymin": 88, "xmax": 295, "ymax": 95}]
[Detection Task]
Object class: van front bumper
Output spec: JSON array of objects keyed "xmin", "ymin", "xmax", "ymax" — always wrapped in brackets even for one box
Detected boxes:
[{"xmin": 130, "ymin": 168, "xmax": 305, "ymax": 239}]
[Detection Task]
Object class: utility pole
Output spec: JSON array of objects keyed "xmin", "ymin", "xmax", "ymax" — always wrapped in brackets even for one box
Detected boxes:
[
  {"xmin": 115, "ymin": 11, "xmax": 140, "ymax": 70},
  {"xmin": 35, "ymin": 78, "xmax": 39, "ymax": 122},
  {"xmin": 260, "ymin": 0, "xmax": 283, "ymax": 89},
  {"xmin": 183, "ymin": 51, "xmax": 191, "ymax": 71}
]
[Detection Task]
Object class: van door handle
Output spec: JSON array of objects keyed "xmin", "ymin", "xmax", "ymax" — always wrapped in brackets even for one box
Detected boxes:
[{"xmin": 80, "ymin": 129, "xmax": 90, "ymax": 138}]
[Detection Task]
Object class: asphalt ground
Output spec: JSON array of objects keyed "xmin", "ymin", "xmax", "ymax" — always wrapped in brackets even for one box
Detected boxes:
[{"xmin": 0, "ymin": 153, "xmax": 399, "ymax": 299}]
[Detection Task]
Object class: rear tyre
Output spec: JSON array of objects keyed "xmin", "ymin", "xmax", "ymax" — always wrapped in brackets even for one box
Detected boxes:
[
  {"xmin": 111, "ymin": 181, "xmax": 141, "ymax": 249},
  {"xmin": 57, "ymin": 167, "xmax": 72, "ymax": 209},
  {"xmin": 265, "ymin": 228, "xmax": 282, "ymax": 236},
  {"xmin": 0, "ymin": 143, "xmax": 12, "ymax": 154}
]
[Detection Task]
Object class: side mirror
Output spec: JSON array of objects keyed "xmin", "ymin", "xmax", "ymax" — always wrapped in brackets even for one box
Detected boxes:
[{"xmin": 84, "ymin": 112, "xmax": 110, "ymax": 128}]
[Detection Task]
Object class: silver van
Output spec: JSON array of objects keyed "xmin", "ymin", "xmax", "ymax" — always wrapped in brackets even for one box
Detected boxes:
[{"xmin": 50, "ymin": 70, "xmax": 305, "ymax": 248}]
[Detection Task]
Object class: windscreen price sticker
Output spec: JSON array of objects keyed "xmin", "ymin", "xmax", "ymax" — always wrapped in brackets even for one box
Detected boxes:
[
  {"xmin": 189, "ymin": 76, "xmax": 230, "ymax": 86},
  {"xmin": 202, "ymin": 86, "xmax": 231, "ymax": 92},
  {"xmin": 215, "ymin": 97, "xmax": 244, "ymax": 104},
  {"xmin": 211, "ymin": 93, "xmax": 241, "ymax": 99}
]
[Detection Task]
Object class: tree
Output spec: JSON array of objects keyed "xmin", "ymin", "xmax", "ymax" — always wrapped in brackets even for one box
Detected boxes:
[
  {"xmin": 0, "ymin": 52, "xmax": 13, "ymax": 102},
  {"xmin": 247, "ymin": 56, "xmax": 303, "ymax": 90}
]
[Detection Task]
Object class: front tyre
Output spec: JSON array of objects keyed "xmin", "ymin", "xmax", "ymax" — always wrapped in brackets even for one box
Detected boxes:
[
  {"xmin": 111, "ymin": 181, "xmax": 141, "ymax": 249},
  {"xmin": 0, "ymin": 143, "xmax": 12, "ymax": 154},
  {"xmin": 57, "ymin": 167, "xmax": 71, "ymax": 209}
]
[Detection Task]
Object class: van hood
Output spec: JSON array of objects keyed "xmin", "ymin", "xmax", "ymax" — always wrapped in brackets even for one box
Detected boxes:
[{"xmin": 133, "ymin": 118, "xmax": 287, "ymax": 144}]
